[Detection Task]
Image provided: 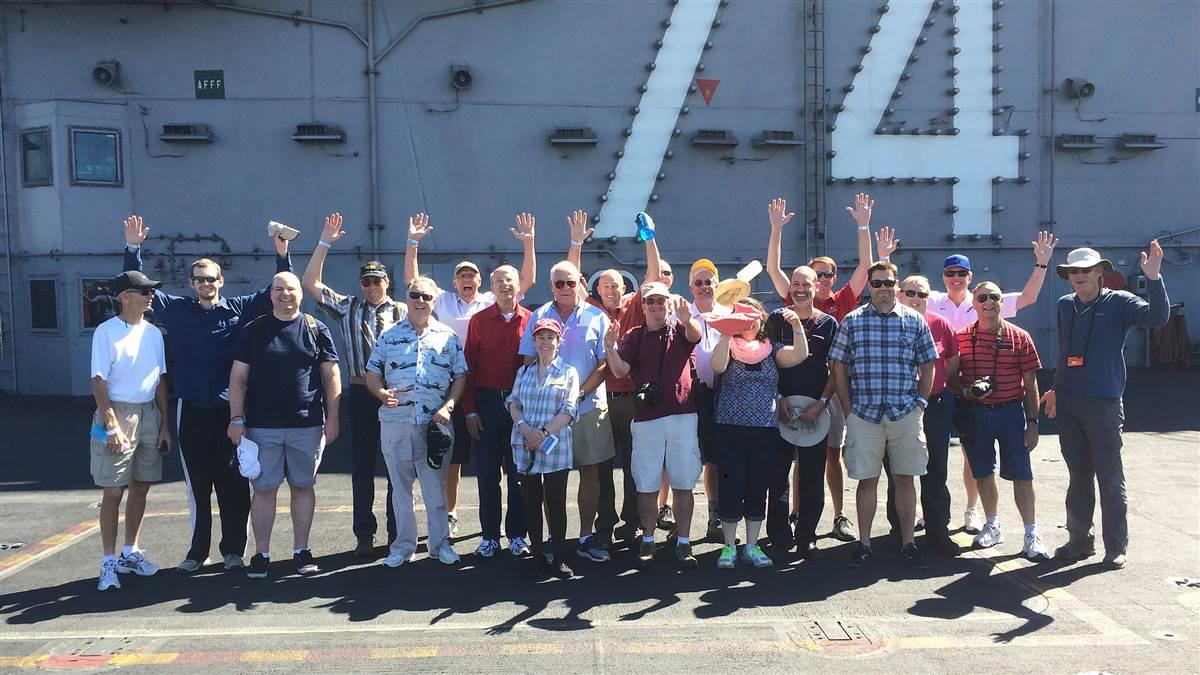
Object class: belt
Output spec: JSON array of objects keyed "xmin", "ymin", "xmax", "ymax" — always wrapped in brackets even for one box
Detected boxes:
[
  {"xmin": 963, "ymin": 399, "xmax": 1023, "ymax": 410},
  {"xmin": 608, "ymin": 391, "xmax": 632, "ymax": 399},
  {"xmin": 477, "ymin": 386, "xmax": 512, "ymax": 399}
]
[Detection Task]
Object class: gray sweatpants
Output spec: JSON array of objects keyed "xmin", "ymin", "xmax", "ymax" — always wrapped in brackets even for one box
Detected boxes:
[{"xmin": 1056, "ymin": 395, "xmax": 1127, "ymax": 554}]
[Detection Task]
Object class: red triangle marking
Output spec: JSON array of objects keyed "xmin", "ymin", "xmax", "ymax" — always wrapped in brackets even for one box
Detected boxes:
[{"xmin": 695, "ymin": 78, "xmax": 720, "ymax": 106}]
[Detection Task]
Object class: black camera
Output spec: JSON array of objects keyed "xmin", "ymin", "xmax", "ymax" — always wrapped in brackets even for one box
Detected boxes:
[
  {"xmin": 971, "ymin": 375, "xmax": 994, "ymax": 399},
  {"xmin": 633, "ymin": 382, "xmax": 660, "ymax": 408}
]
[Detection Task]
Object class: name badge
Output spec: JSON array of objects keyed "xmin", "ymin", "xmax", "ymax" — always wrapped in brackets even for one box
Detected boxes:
[{"xmin": 1067, "ymin": 356, "xmax": 1085, "ymax": 367}]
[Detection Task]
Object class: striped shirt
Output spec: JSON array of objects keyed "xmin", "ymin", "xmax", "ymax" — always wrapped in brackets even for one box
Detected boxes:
[
  {"xmin": 506, "ymin": 358, "xmax": 579, "ymax": 475},
  {"xmin": 829, "ymin": 301, "xmax": 938, "ymax": 423},
  {"xmin": 955, "ymin": 321, "xmax": 1040, "ymax": 405},
  {"xmin": 317, "ymin": 287, "xmax": 407, "ymax": 380}
]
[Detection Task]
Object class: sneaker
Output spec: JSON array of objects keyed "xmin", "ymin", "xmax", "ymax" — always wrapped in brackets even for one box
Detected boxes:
[
  {"xmin": 924, "ymin": 535, "xmax": 961, "ymax": 557},
  {"xmin": 246, "ymin": 553, "xmax": 269, "ymax": 579},
  {"xmin": 1023, "ymin": 532, "xmax": 1052, "ymax": 562},
  {"xmin": 222, "ymin": 553, "xmax": 245, "ymax": 570},
  {"xmin": 717, "ymin": 544, "xmax": 737, "ymax": 569},
  {"xmin": 1103, "ymin": 551, "xmax": 1127, "ymax": 569},
  {"xmin": 846, "ymin": 543, "xmax": 873, "ymax": 568},
  {"xmin": 551, "ymin": 559, "xmax": 574, "ymax": 579},
  {"xmin": 675, "ymin": 542, "xmax": 698, "ymax": 569},
  {"xmin": 177, "ymin": 558, "xmax": 204, "ymax": 574},
  {"xmin": 1055, "ymin": 537, "xmax": 1097, "ymax": 561},
  {"xmin": 97, "ymin": 558, "xmax": 121, "ymax": 591},
  {"xmin": 636, "ymin": 540, "xmax": 656, "ymax": 568},
  {"xmin": 739, "ymin": 544, "xmax": 774, "ymax": 568},
  {"xmin": 576, "ymin": 537, "xmax": 611, "ymax": 563},
  {"xmin": 115, "ymin": 550, "xmax": 159, "ymax": 576},
  {"xmin": 294, "ymin": 549, "xmax": 320, "ymax": 575},
  {"xmin": 963, "ymin": 507, "xmax": 983, "ymax": 535},
  {"xmin": 476, "ymin": 539, "xmax": 500, "ymax": 558},
  {"xmin": 448, "ymin": 513, "xmax": 459, "ymax": 537},
  {"xmin": 901, "ymin": 543, "xmax": 930, "ymax": 570},
  {"xmin": 435, "ymin": 544, "xmax": 461, "ymax": 565},
  {"xmin": 354, "ymin": 536, "xmax": 375, "ymax": 558},
  {"xmin": 509, "ymin": 536, "xmax": 531, "ymax": 557},
  {"xmin": 831, "ymin": 515, "xmax": 856, "ymax": 542},
  {"xmin": 706, "ymin": 517, "xmax": 723, "ymax": 541},
  {"xmin": 382, "ymin": 550, "xmax": 414, "ymax": 568},
  {"xmin": 656, "ymin": 505, "xmax": 676, "ymax": 531},
  {"xmin": 973, "ymin": 522, "xmax": 1004, "ymax": 549}
]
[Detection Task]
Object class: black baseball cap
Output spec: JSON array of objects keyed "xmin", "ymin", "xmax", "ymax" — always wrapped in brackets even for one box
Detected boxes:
[
  {"xmin": 360, "ymin": 261, "xmax": 388, "ymax": 279},
  {"xmin": 111, "ymin": 270, "xmax": 162, "ymax": 293}
]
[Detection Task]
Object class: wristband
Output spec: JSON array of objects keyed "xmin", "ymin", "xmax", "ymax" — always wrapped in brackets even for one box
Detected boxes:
[
  {"xmin": 570, "ymin": 240, "xmax": 583, "ymax": 248},
  {"xmin": 105, "ymin": 428, "xmax": 120, "ymax": 436},
  {"xmin": 1034, "ymin": 263, "xmax": 1047, "ymax": 269},
  {"xmin": 857, "ymin": 226, "xmax": 869, "ymax": 232},
  {"xmin": 515, "ymin": 419, "xmax": 527, "ymax": 428},
  {"xmin": 880, "ymin": 255, "xmax": 890, "ymax": 261},
  {"xmin": 317, "ymin": 240, "xmax": 332, "ymax": 249},
  {"xmin": 126, "ymin": 244, "xmax": 140, "ymax": 251},
  {"xmin": 407, "ymin": 238, "xmax": 420, "ymax": 247}
]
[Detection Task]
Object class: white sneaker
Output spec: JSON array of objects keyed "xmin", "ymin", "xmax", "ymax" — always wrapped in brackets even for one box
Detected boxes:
[
  {"xmin": 435, "ymin": 544, "xmax": 461, "ymax": 565},
  {"xmin": 382, "ymin": 551, "xmax": 415, "ymax": 568},
  {"xmin": 97, "ymin": 558, "xmax": 121, "ymax": 591},
  {"xmin": 1023, "ymin": 532, "xmax": 1052, "ymax": 561},
  {"xmin": 116, "ymin": 550, "xmax": 159, "ymax": 576},
  {"xmin": 509, "ymin": 536, "xmax": 531, "ymax": 557},
  {"xmin": 973, "ymin": 522, "xmax": 1004, "ymax": 549},
  {"xmin": 963, "ymin": 508, "xmax": 983, "ymax": 535},
  {"xmin": 475, "ymin": 539, "xmax": 500, "ymax": 558}
]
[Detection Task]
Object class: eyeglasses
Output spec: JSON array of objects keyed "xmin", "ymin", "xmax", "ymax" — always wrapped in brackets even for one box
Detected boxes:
[
  {"xmin": 691, "ymin": 278, "xmax": 713, "ymax": 287},
  {"xmin": 943, "ymin": 269, "xmax": 970, "ymax": 277},
  {"xmin": 976, "ymin": 292, "xmax": 1002, "ymax": 303},
  {"xmin": 902, "ymin": 290, "xmax": 929, "ymax": 298},
  {"xmin": 553, "ymin": 279, "xmax": 578, "ymax": 289},
  {"xmin": 191, "ymin": 275, "xmax": 219, "ymax": 284},
  {"xmin": 1066, "ymin": 267, "xmax": 1098, "ymax": 276},
  {"xmin": 644, "ymin": 296, "xmax": 668, "ymax": 306},
  {"xmin": 408, "ymin": 291, "xmax": 434, "ymax": 302},
  {"xmin": 815, "ymin": 272, "xmax": 836, "ymax": 279},
  {"xmin": 869, "ymin": 279, "xmax": 897, "ymax": 288},
  {"xmin": 125, "ymin": 289, "xmax": 155, "ymax": 297},
  {"xmin": 361, "ymin": 277, "xmax": 383, "ymax": 287}
]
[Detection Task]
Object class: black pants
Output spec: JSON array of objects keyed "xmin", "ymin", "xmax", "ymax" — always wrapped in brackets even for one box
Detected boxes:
[
  {"xmin": 519, "ymin": 469, "xmax": 569, "ymax": 563},
  {"xmin": 594, "ymin": 455, "xmax": 620, "ymax": 539},
  {"xmin": 767, "ymin": 433, "xmax": 828, "ymax": 549},
  {"xmin": 472, "ymin": 388, "xmax": 526, "ymax": 541},
  {"xmin": 715, "ymin": 424, "xmax": 775, "ymax": 522},
  {"xmin": 349, "ymin": 384, "xmax": 396, "ymax": 542},
  {"xmin": 177, "ymin": 400, "xmax": 249, "ymax": 560},
  {"xmin": 886, "ymin": 392, "xmax": 953, "ymax": 538},
  {"xmin": 608, "ymin": 392, "xmax": 639, "ymax": 527}
]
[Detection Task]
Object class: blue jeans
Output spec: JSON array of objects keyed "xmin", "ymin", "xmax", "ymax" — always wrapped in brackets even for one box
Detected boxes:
[
  {"xmin": 472, "ymin": 388, "xmax": 527, "ymax": 541},
  {"xmin": 964, "ymin": 401, "xmax": 1033, "ymax": 481}
]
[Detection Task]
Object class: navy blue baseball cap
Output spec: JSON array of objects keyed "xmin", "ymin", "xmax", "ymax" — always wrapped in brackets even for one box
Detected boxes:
[{"xmin": 943, "ymin": 254, "xmax": 972, "ymax": 271}]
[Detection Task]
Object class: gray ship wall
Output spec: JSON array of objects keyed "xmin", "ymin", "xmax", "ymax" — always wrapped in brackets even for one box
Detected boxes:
[{"xmin": 1, "ymin": 0, "xmax": 1196, "ymax": 396}]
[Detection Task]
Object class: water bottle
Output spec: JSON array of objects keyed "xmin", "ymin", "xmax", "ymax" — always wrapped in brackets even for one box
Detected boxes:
[{"xmin": 635, "ymin": 212, "xmax": 656, "ymax": 242}]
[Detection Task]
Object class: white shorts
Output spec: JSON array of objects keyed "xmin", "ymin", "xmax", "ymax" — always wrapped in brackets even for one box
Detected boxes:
[
  {"xmin": 827, "ymin": 396, "xmax": 848, "ymax": 448},
  {"xmin": 844, "ymin": 408, "xmax": 927, "ymax": 481},
  {"xmin": 630, "ymin": 413, "xmax": 702, "ymax": 492}
]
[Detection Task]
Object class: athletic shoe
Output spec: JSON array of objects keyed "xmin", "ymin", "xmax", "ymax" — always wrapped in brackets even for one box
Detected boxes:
[
  {"xmin": 116, "ymin": 551, "xmax": 159, "ymax": 576},
  {"xmin": 177, "ymin": 558, "xmax": 204, "ymax": 574},
  {"xmin": 656, "ymin": 505, "xmax": 676, "ymax": 531},
  {"xmin": 382, "ymin": 551, "xmax": 414, "ymax": 568},
  {"xmin": 831, "ymin": 515, "xmax": 856, "ymax": 542},
  {"xmin": 576, "ymin": 537, "xmax": 611, "ymax": 563},
  {"xmin": 97, "ymin": 558, "xmax": 121, "ymax": 591},
  {"xmin": 509, "ymin": 536, "xmax": 531, "ymax": 557},
  {"xmin": 846, "ymin": 543, "xmax": 873, "ymax": 568},
  {"xmin": 434, "ymin": 544, "xmax": 461, "ymax": 565},
  {"xmin": 294, "ymin": 549, "xmax": 320, "ymax": 575},
  {"xmin": 902, "ymin": 543, "xmax": 930, "ymax": 570},
  {"xmin": 739, "ymin": 544, "xmax": 774, "ymax": 568},
  {"xmin": 222, "ymin": 554, "xmax": 244, "ymax": 570},
  {"xmin": 973, "ymin": 522, "xmax": 1004, "ymax": 549},
  {"xmin": 1023, "ymin": 532, "xmax": 1052, "ymax": 561},
  {"xmin": 1055, "ymin": 537, "xmax": 1097, "ymax": 561},
  {"xmin": 636, "ymin": 540, "xmax": 656, "ymax": 568},
  {"xmin": 1103, "ymin": 551, "xmax": 1127, "ymax": 569},
  {"xmin": 354, "ymin": 536, "xmax": 375, "ymax": 558},
  {"xmin": 476, "ymin": 539, "xmax": 500, "ymax": 558},
  {"xmin": 675, "ymin": 542, "xmax": 698, "ymax": 569},
  {"xmin": 963, "ymin": 507, "xmax": 983, "ymax": 535},
  {"xmin": 716, "ymin": 544, "xmax": 737, "ymax": 569},
  {"xmin": 246, "ymin": 553, "xmax": 269, "ymax": 579},
  {"xmin": 448, "ymin": 513, "xmax": 459, "ymax": 537},
  {"xmin": 705, "ymin": 517, "xmax": 723, "ymax": 542}
]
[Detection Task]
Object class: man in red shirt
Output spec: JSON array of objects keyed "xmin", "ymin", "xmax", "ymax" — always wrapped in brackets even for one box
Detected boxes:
[
  {"xmin": 462, "ymin": 266, "xmax": 532, "ymax": 558},
  {"xmin": 766, "ymin": 194, "xmax": 875, "ymax": 543},
  {"xmin": 950, "ymin": 282, "xmax": 1051, "ymax": 562}
]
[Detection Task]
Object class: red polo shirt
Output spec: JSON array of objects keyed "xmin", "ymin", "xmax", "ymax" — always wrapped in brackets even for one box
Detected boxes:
[
  {"xmin": 460, "ymin": 303, "xmax": 532, "ymax": 415},
  {"xmin": 815, "ymin": 284, "xmax": 860, "ymax": 322}
]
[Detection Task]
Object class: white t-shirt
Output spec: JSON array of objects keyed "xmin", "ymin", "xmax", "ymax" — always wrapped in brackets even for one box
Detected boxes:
[
  {"xmin": 689, "ymin": 301, "xmax": 722, "ymax": 388},
  {"xmin": 927, "ymin": 290, "xmax": 1019, "ymax": 331},
  {"xmin": 434, "ymin": 289, "xmax": 496, "ymax": 341},
  {"xmin": 90, "ymin": 316, "xmax": 167, "ymax": 404}
]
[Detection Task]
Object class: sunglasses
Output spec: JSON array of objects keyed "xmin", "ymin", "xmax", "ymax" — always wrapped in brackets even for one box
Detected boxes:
[
  {"xmin": 691, "ymin": 278, "xmax": 714, "ymax": 287},
  {"xmin": 944, "ymin": 269, "xmax": 971, "ymax": 277},
  {"xmin": 408, "ymin": 291, "xmax": 434, "ymax": 302},
  {"xmin": 660, "ymin": 270, "xmax": 673, "ymax": 277},
  {"xmin": 644, "ymin": 296, "xmax": 668, "ymax": 306},
  {"xmin": 869, "ymin": 279, "xmax": 897, "ymax": 288},
  {"xmin": 126, "ymin": 289, "xmax": 155, "ymax": 297},
  {"xmin": 361, "ymin": 277, "xmax": 384, "ymax": 287},
  {"xmin": 815, "ymin": 272, "xmax": 836, "ymax": 279},
  {"xmin": 976, "ymin": 292, "xmax": 1002, "ymax": 303},
  {"xmin": 553, "ymin": 279, "xmax": 578, "ymax": 289},
  {"xmin": 1066, "ymin": 267, "xmax": 1098, "ymax": 276},
  {"xmin": 191, "ymin": 275, "xmax": 219, "ymax": 284},
  {"xmin": 902, "ymin": 290, "xmax": 929, "ymax": 298}
]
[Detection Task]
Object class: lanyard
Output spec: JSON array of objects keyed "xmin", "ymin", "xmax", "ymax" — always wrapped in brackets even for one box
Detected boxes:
[
  {"xmin": 970, "ymin": 322, "xmax": 1004, "ymax": 380},
  {"xmin": 1066, "ymin": 294, "xmax": 1101, "ymax": 359}
]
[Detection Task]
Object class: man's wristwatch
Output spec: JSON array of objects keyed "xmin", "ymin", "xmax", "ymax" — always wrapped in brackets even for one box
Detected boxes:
[
  {"xmin": 126, "ymin": 243, "xmax": 140, "ymax": 251},
  {"xmin": 230, "ymin": 416, "xmax": 245, "ymax": 425}
]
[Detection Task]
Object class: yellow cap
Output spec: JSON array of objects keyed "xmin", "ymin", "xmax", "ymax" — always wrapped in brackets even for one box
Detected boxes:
[{"xmin": 690, "ymin": 258, "xmax": 719, "ymax": 280}]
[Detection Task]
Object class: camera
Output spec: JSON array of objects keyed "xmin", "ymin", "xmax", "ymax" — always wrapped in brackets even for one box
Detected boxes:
[
  {"xmin": 971, "ymin": 375, "xmax": 994, "ymax": 399},
  {"xmin": 633, "ymin": 382, "xmax": 660, "ymax": 408}
]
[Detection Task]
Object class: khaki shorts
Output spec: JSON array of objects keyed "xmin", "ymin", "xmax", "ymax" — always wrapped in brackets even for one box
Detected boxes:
[
  {"xmin": 572, "ymin": 406, "xmax": 616, "ymax": 468},
  {"xmin": 827, "ymin": 396, "xmax": 848, "ymax": 448},
  {"xmin": 845, "ymin": 407, "xmax": 927, "ymax": 480},
  {"xmin": 631, "ymin": 413, "xmax": 702, "ymax": 492},
  {"xmin": 90, "ymin": 401, "xmax": 163, "ymax": 488}
]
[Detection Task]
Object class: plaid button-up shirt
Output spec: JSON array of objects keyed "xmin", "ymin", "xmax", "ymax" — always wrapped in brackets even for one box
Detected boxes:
[
  {"xmin": 506, "ymin": 357, "xmax": 579, "ymax": 475},
  {"xmin": 829, "ymin": 301, "xmax": 937, "ymax": 423}
]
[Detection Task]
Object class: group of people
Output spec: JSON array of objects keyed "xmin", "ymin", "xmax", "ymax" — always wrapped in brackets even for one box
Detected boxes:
[{"xmin": 87, "ymin": 195, "xmax": 1169, "ymax": 591}]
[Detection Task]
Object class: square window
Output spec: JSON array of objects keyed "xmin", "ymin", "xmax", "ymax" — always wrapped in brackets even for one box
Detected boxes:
[
  {"xmin": 70, "ymin": 128, "xmax": 122, "ymax": 186},
  {"xmin": 20, "ymin": 128, "xmax": 52, "ymax": 187},
  {"xmin": 29, "ymin": 279, "xmax": 59, "ymax": 331},
  {"xmin": 82, "ymin": 278, "xmax": 121, "ymax": 329}
]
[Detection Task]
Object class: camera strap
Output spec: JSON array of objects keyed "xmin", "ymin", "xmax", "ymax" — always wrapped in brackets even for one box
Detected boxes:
[{"xmin": 970, "ymin": 322, "xmax": 1005, "ymax": 383}]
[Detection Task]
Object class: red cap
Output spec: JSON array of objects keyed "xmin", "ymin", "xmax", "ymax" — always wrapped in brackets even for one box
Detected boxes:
[{"xmin": 532, "ymin": 318, "xmax": 563, "ymax": 336}]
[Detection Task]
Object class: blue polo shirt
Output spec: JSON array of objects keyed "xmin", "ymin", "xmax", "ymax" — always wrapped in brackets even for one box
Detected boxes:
[{"xmin": 125, "ymin": 247, "xmax": 292, "ymax": 408}]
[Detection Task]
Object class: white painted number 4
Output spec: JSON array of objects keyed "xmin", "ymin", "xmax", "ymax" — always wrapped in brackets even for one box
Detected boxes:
[{"xmin": 830, "ymin": 0, "xmax": 1018, "ymax": 236}]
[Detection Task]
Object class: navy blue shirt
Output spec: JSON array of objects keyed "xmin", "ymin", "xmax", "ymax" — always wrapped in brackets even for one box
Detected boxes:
[
  {"xmin": 766, "ymin": 308, "xmax": 838, "ymax": 399},
  {"xmin": 125, "ymin": 247, "xmax": 292, "ymax": 407},
  {"xmin": 234, "ymin": 314, "xmax": 339, "ymax": 428}
]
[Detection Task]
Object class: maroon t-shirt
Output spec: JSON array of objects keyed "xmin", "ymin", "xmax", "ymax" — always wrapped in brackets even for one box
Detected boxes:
[{"xmin": 617, "ymin": 324, "xmax": 699, "ymax": 422}]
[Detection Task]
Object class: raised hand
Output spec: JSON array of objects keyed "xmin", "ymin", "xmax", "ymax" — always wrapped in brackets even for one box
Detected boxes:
[
  {"xmin": 876, "ymin": 226, "xmax": 898, "ymax": 259},
  {"xmin": 846, "ymin": 192, "xmax": 874, "ymax": 228},
  {"xmin": 321, "ymin": 212, "xmax": 347, "ymax": 245},
  {"xmin": 1032, "ymin": 231, "xmax": 1059, "ymax": 266},
  {"xmin": 511, "ymin": 212, "xmax": 536, "ymax": 243},
  {"xmin": 568, "ymin": 210, "xmax": 594, "ymax": 243},
  {"xmin": 407, "ymin": 212, "xmax": 431, "ymax": 241},
  {"xmin": 768, "ymin": 197, "xmax": 794, "ymax": 230},
  {"xmin": 1139, "ymin": 239, "xmax": 1163, "ymax": 280},
  {"xmin": 124, "ymin": 215, "xmax": 149, "ymax": 245},
  {"xmin": 604, "ymin": 321, "xmax": 620, "ymax": 350},
  {"xmin": 273, "ymin": 233, "xmax": 288, "ymax": 256}
]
